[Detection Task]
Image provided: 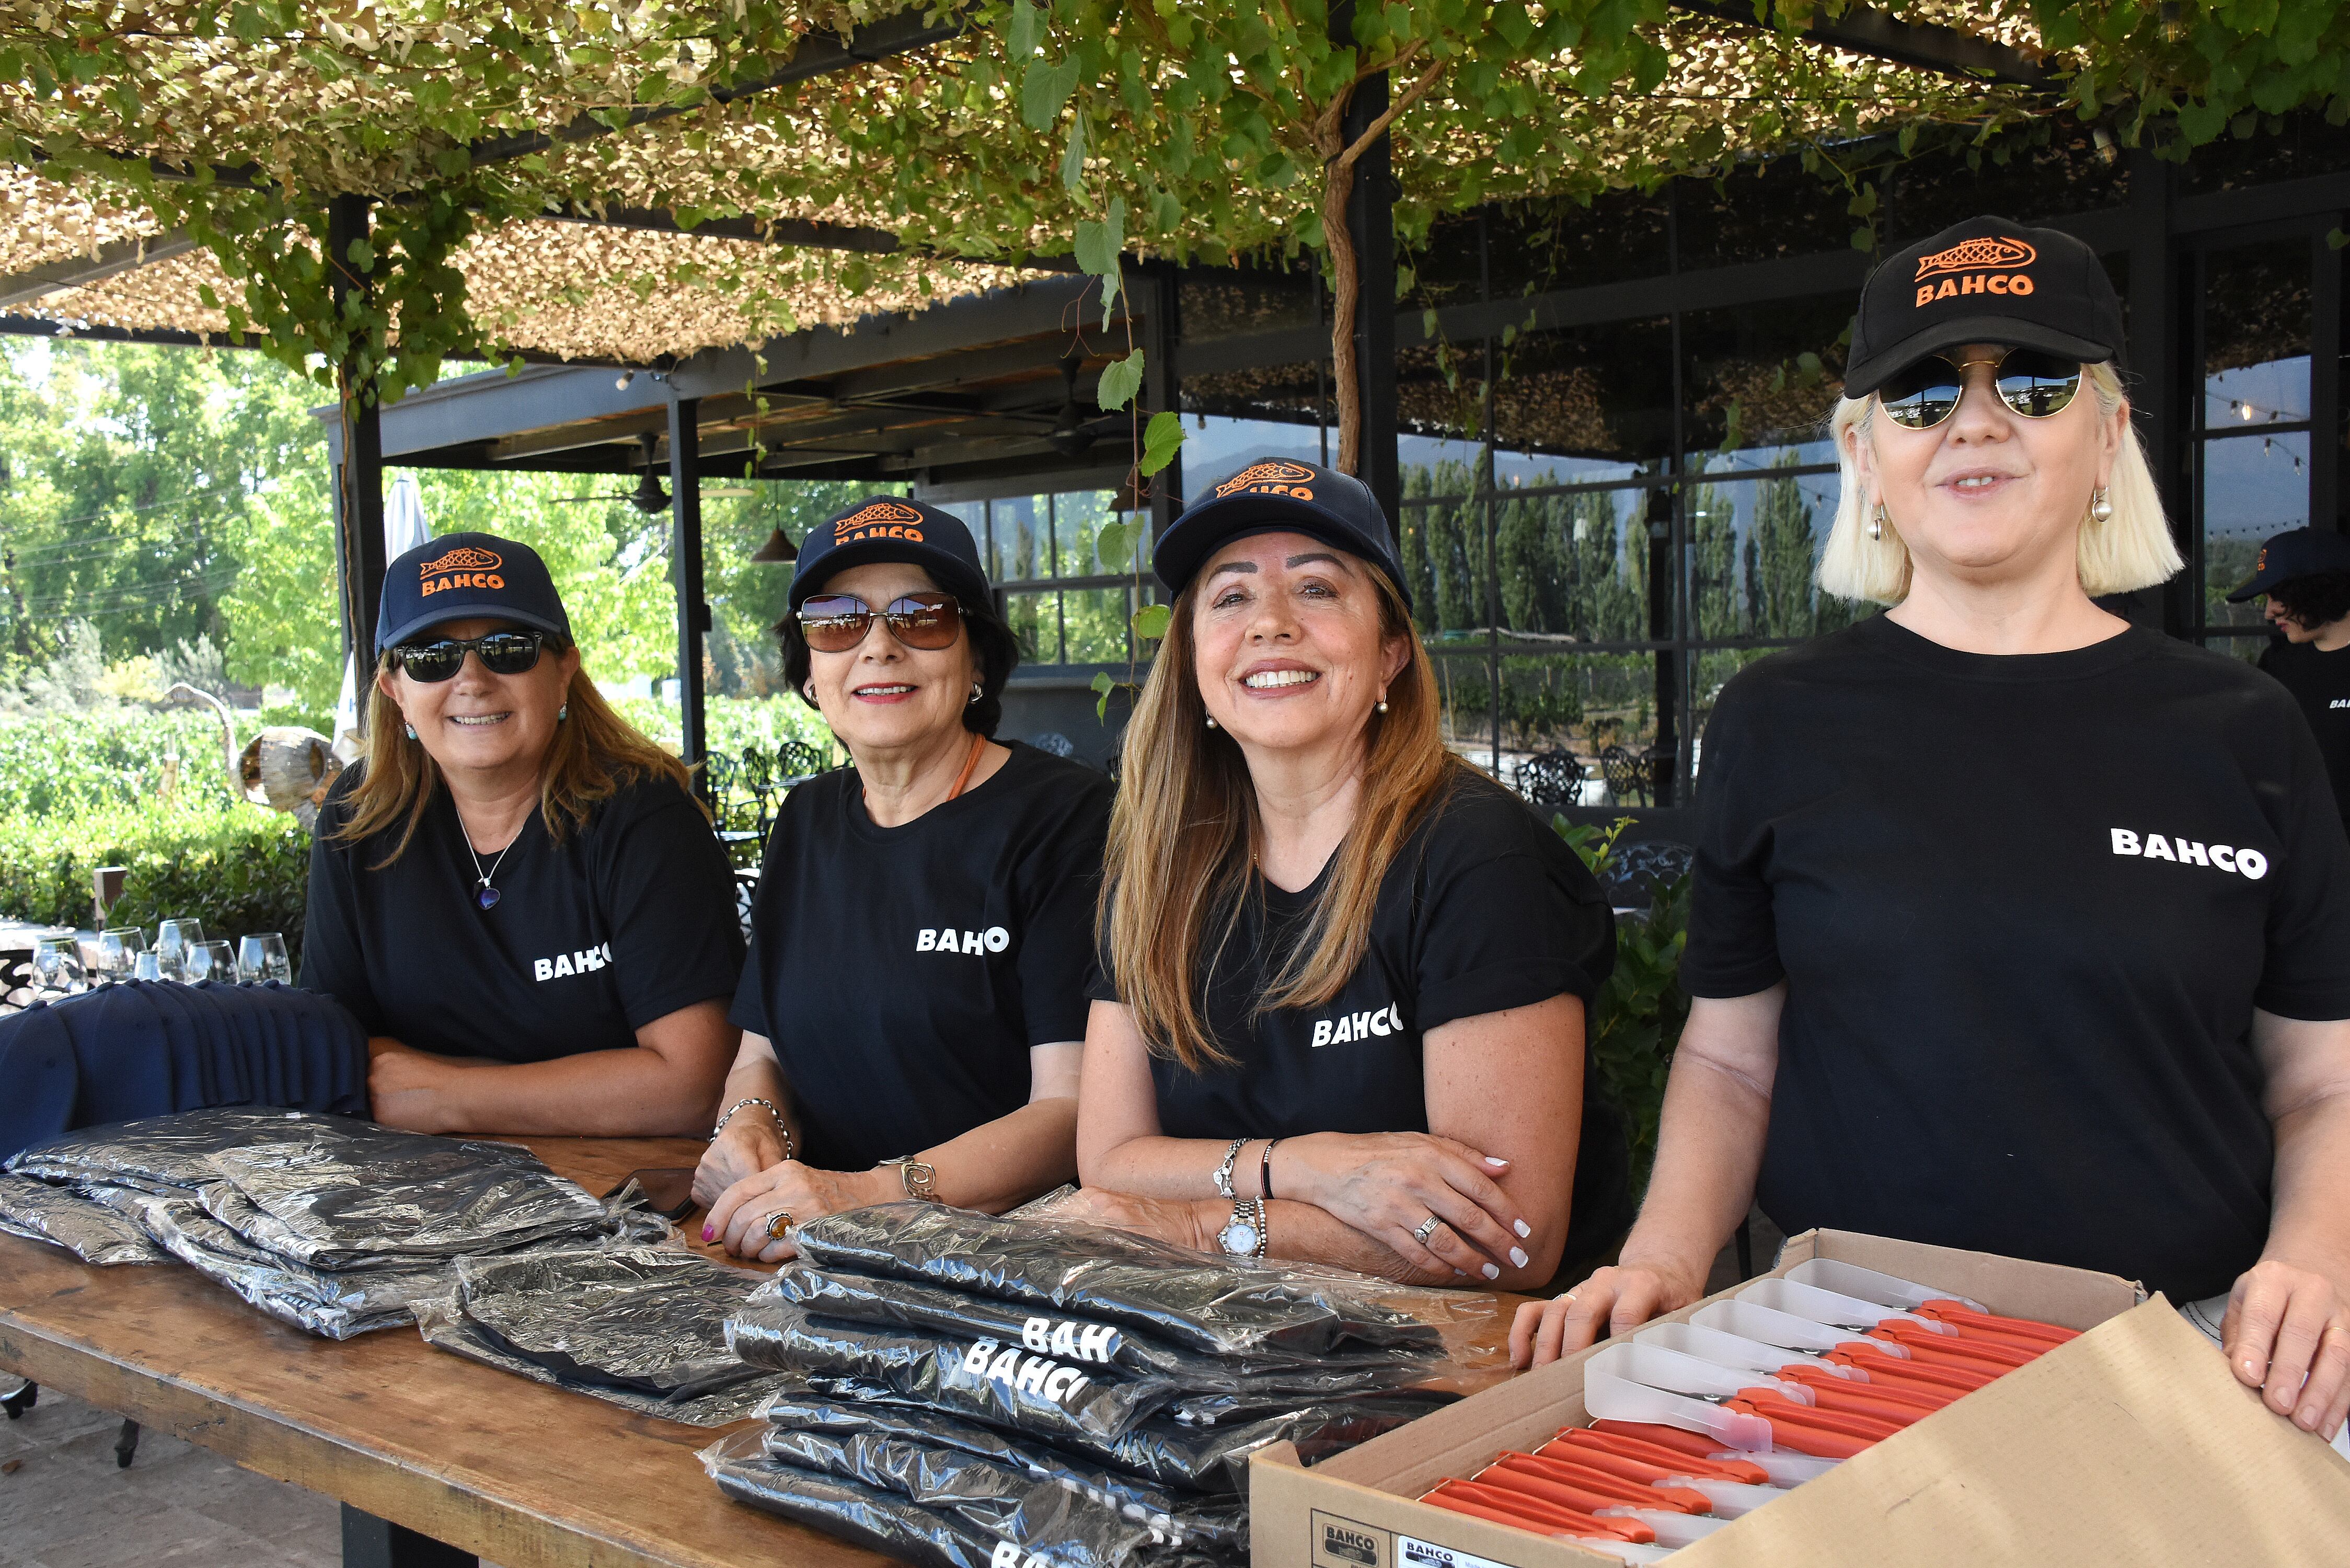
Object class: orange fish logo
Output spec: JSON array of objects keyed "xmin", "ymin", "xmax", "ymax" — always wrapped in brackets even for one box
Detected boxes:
[
  {"xmin": 833, "ymin": 499, "xmax": 926, "ymax": 545},
  {"xmin": 1915, "ymin": 236, "xmax": 2037, "ymax": 280},
  {"xmin": 418, "ymin": 545, "xmax": 505, "ymax": 597},
  {"xmin": 2255, "ymin": 547, "xmax": 2269, "ymax": 574},
  {"xmin": 1215, "ymin": 460, "xmax": 1317, "ymax": 500}
]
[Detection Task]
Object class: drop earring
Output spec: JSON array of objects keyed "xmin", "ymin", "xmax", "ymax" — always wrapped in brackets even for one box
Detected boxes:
[
  {"xmin": 1376, "ymin": 694, "xmax": 1389, "ymax": 713},
  {"xmin": 557, "ymin": 704, "xmax": 568, "ymax": 722},
  {"xmin": 1205, "ymin": 715, "xmax": 1218, "ymax": 730},
  {"xmin": 968, "ymin": 682, "xmax": 983, "ymax": 706},
  {"xmin": 802, "ymin": 682, "xmax": 817, "ymax": 703},
  {"xmin": 2090, "ymin": 487, "xmax": 2114, "ymax": 522},
  {"xmin": 403, "ymin": 723, "xmax": 417, "ymax": 741},
  {"xmin": 1869, "ymin": 502, "xmax": 1887, "ymax": 541}
]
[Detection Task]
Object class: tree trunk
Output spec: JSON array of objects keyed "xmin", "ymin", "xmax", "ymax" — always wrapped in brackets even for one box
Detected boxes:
[{"xmin": 1321, "ymin": 154, "xmax": 1364, "ymax": 476}]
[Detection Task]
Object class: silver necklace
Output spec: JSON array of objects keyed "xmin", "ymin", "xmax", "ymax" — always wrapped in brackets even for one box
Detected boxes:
[{"xmin": 465, "ymin": 829, "xmax": 520, "ymax": 912}]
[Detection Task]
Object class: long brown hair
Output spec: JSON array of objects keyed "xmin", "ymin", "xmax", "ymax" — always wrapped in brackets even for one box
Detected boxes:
[
  {"xmin": 1100, "ymin": 563, "xmax": 1461, "ymax": 1071},
  {"xmin": 335, "ymin": 649, "xmax": 698, "ymax": 868}
]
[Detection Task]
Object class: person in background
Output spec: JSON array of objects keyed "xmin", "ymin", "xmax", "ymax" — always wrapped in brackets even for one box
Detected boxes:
[
  {"xmin": 1510, "ymin": 217, "xmax": 2350, "ymax": 1445},
  {"xmin": 1070, "ymin": 459, "xmax": 1628, "ymax": 1292},
  {"xmin": 696, "ymin": 497, "xmax": 1112, "ymax": 1263},
  {"xmin": 303, "ymin": 532, "xmax": 743, "ymax": 1136},
  {"xmin": 2231, "ymin": 525, "xmax": 2350, "ymax": 836}
]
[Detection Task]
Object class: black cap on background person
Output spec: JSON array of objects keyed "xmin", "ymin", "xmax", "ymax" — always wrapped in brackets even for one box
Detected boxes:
[
  {"xmin": 1842, "ymin": 216, "xmax": 2126, "ymax": 397},
  {"xmin": 788, "ymin": 495, "xmax": 990, "ymax": 614},
  {"xmin": 378, "ymin": 531, "xmax": 573, "ymax": 651},
  {"xmin": 1153, "ymin": 457, "xmax": 1408, "ymax": 602},
  {"xmin": 2226, "ymin": 526, "xmax": 2350, "ymax": 603}
]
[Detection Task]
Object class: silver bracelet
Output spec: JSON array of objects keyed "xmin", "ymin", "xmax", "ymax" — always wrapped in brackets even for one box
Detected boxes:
[
  {"xmin": 711, "ymin": 1097, "xmax": 792, "ymax": 1161},
  {"xmin": 1213, "ymin": 1137, "xmax": 1248, "ymax": 1200}
]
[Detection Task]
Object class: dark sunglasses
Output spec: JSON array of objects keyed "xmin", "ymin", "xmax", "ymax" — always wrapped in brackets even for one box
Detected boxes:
[
  {"xmin": 1877, "ymin": 347, "xmax": 2084, "ymax": 430},
  {"xmin": 797, "ymin": 592, "xmax": 966, "ymax": 653},
  {"xmin": 392, "ymin": 630, "xmax": 547, "ymax": 683}
]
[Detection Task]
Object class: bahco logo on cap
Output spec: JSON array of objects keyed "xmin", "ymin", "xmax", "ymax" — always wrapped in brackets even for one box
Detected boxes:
[
  {"xmin": 2256, "ymin": 547, "xmax": 2270, "ymax": 573},
  {"xmin": 1215, "ymin": 460, "xmax": 1316, "ymax": 501},
  {"xmin": 419, "ymin": 545, "xmax": 504, "ymax": 597},
  {"xmin": 1912, "ymin": 235, "xmax": 2037, "ymax": 307},
  {"xmin": 834, "ymin": 499, "xmax": 926, "ymax": 545}
]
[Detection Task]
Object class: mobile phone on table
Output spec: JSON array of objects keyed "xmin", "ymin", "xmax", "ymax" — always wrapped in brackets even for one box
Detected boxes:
[{"xmin": 607, "ymin": 1167, "xmax": 697, "ymax": 1221}]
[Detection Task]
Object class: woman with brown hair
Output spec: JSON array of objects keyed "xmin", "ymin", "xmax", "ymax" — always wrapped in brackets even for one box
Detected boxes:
[
  {"xmin": 1072, "ymin": 459, "xmax": 1628, "ymax": 1291},
  {"xmin": 301, "ymin": 532, "xmax": 743, "ymax": 1136}
]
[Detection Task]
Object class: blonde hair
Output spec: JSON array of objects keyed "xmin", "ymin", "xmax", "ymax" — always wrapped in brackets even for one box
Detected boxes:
[
  {"xmin": 1099, "ymin": 566, "xmax": 1463, "ymax": 1073},
  {"xmin": 335, "ymin": 650, "xmax": 697, "ymax": 868},
  {"xmin": 1818, "ymin": 359, "xmax": 2181, "ymax": 605}
]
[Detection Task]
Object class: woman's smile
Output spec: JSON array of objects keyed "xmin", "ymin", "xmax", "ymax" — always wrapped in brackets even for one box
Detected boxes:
[
  {"xmin": 1240, "ymin": 661, "xmax": 1322, "ymax": 697},
  {"xmin": 851, "ymin": 681, "xmax": 918, "ymax": 703}
]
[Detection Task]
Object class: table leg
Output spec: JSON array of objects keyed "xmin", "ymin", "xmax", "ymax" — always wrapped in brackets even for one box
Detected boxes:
[{"xmin": 340, "ymin": 1504, "xmax": 478, "ymax": 1568}]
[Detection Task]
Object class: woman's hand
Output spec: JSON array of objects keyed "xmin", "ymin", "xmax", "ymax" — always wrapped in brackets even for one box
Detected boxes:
[
  {"xmin": 1051, "ymin": 1188, "xmax": 1219, "ymax": 1253},
  {"xmin": 1279, "ymin": 1131, "xmax": 1529, "ymax": 1279},
  {"xmin": 1508, "ymin": 1260, "xmax": 1709, "ymax": 1368},
  {"xmin": 693, "ymin": 1107, "xmax": 789, "ymax": 1207},
  {"xmin": 2223, "ymin": 1253, "xmax": 2350, "ymax": 1439},
  {"xmin": 703, "ymin": 1162, "xmax": 893, "ymax": 1264},
  {"xmin": 367, "ymin": 1039, "xmax": 464, "ymax": 1133}
]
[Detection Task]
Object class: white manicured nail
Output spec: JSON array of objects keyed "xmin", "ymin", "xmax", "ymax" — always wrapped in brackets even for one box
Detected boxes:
[
  {"xmin": 1482, "ymin": 1263, "xmax": 1501, "ymax": 1280},
  {"xmin": 1484, "ymin": 1157, "xmax": 1510, "ymax": 1167},
  {"xmin": 1514, "ymin": 1220, "xmax": 1531, "ymax": 1238},
  {"xmin": 1510, "ymin": 1247, "xmax": 1529, "ymax": 1269}
]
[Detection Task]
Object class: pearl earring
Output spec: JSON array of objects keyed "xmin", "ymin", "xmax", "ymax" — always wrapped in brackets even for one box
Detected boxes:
[
  {"xmin": 1205, "ymin": 715, "xmax": 1218, "ymax": 730},
  {"xmin": 2090, "ymin": 487, "xmax": 2114, "ymax": 522},
  {"xmin": 403, "ymin": 723, "xmax": 417, "ymax": 741},
  {"xmin": 1869, "ymin": 502, "xmax": 1887, "ymax": 542},
  {"xmin": 1376, "ymin": 697, "xmax": 1389, "ymax": 713}
]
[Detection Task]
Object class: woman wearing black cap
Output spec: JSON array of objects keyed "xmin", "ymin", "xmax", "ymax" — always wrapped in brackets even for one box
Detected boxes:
[
  {"xmin": 1066, "ymin": 459, "xmax": 1628, "ymax": 1292},
  {"xmin": 303, "ymin": 532, "xmax": 745, "ymax": 1135},
  {"xmin": 1512, "ymin": 217, "xmax": 2350, "ymax": 1442},
  {"xmin": 2232, "ymin": 526, "xmax": 2350, "ymax": 838},
  {"xmin": 696, "ymin": 497, "xmax": 1113, "ymax": 1262}
]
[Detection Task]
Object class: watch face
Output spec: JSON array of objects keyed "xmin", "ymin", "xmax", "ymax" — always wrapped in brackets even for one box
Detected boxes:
[{"xmin": 1218, "ymin": 1220, "xmax": 1260, "ymax": 1255}]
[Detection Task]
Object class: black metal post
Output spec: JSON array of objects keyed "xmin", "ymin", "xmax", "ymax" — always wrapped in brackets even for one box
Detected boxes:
[
  {"xmin": 2125, "ymin": 151, "xmax": 2194, "ymax": 637},
  {"xmin": 339, "ymin": 1506, "xmax": 476, "ymax": 1568},
  {"xmin": 328, "ymin": 193, "xmax": 386, "ymax": 672},
  {"xmin": 1144, "ymin": 261, "xmax": 1183, "ymax": 530},
  {"xmin": 2311, "ymin": 226, "xmax": 2342, "ymax": 533},
  {"xmin": 667, "ymin": 397, "xmax": 711, "ymax": 799},
  {"xmin": 1334, "ymin": 3, "xmax": 1401, "ymax": 535}
]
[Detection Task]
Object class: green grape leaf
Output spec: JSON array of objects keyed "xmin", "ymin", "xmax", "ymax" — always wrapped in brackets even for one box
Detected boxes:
[
  {"xmin": 1132, "ymin": 603, "xmax": 1172, "ymax": 641},
  {"xmin": 1096, "ymin": 348, "xmax": 1145, "ymax": 411},
  {"xmin": 1139, "ymin": 409, "xmax": 1185, "ymax": 477}
]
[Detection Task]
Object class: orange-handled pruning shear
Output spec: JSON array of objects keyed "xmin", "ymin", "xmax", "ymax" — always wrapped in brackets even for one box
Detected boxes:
[
  {"xmin": 1425, "ymin": 1480, "xmax": 1657, "ymax": 1543},
  {"xmin": 1562, "ymin": 1425, "xmax": 1773, "ymax": 1485},
  {"xmin": 1720, "ymin": 1398, "xmax": 1877, "ymax": 1459},
  {"xmin": 1918, "ymin": 1301, "xmax": 2079, "ymax": 1346}
]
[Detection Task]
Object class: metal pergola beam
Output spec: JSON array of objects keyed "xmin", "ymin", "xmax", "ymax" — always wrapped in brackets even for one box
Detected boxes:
[
  {"xmin": 0, "ymin": 230, "xmax": 196, "ymax": 310},
  {"xmin": 1671, "ymin": 1, "xmax": 2057, "ymax": 88}
]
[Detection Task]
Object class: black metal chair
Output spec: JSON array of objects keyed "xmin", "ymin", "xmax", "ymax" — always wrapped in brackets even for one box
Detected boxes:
[
  {"xmin": 1599, "ymin": 743, "xmax": 1650, "ymax": 806},
  {"xmin": 703, "ymin": 751, "xmax": 766, "ymax": 868},
  {"xmin": 1516, "ymin": 748, "xmax": 1586, "ymax": 809},
  {"xmin": 773, "ymin": 739, "xmax": 828, "ymax": 787}
]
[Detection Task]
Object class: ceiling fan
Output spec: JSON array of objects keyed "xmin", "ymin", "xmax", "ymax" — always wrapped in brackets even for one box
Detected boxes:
[
  {"xmin": 557, "ymin": 432, "xmax": 671, "ymax": 514},
  {"xmin": 1046, "ymin": 354, "xmax": 1099, "ymax": 457}
]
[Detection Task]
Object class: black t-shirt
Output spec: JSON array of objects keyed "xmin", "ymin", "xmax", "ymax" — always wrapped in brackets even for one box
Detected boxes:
[
  {"xmin": 302, "ymin": 767, "xmax": 744, "ymax": 1062},
  {"xmin": 731, "ymin": 742, "xmax": 1113, "ymax": 1173},
  {"xmin": 1687, "ymin": 615, "xmax": 2350, "ymax": 1301},
  {"xmin": 1090, "ymin": 768, "xmax": 1630, "ymax": 1265},
  {"xmin": 2258, "ymin": 637, "xmax": 2350, "ymax": 832}
]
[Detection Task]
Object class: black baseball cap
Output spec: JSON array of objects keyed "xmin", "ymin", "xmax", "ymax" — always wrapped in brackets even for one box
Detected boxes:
[
  {"xmin": 377, "ymin": 532, "xmax": 572, "ymax": 653},
  {"xmin": 2225, "ymin": 527, "xmax": 2350, "ymax": 602},
  {"xmin": 1154, "ymin": 457, "xmax": 1406, "ymax": 598},
  {"xmin": 1844, "ymin": 216, "xmax": 2126, "ymax": 397},
  {"xmin": 788, "ymin": 495, "xmax": 990, "ymax": 612}
]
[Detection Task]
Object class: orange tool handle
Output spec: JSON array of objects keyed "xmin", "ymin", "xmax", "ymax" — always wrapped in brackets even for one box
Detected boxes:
[
  {"xmin": 1877, "ymin": 1321, "xmax": 2037, "ymax": 1367},
  {"xmin": 1779, "ymin": 1364, "xmax": 1956, "ymax": 1413},
  {"xmin": 1826, "ymin": 1346, "xmax": 1995, "ymax": 1393},
  {"xmin": 1434, "ymin": 1480, "xmax": 1655, "ymax": 1544},
  {"xmin": 1784, "ymin": 1376, "xmax": 1931, "ymax": 1427},
  {"xmin": 1724, "ymin": 1401, "xmax": 1877, "ymax": 1460},
  {"xmin": 1532, "ymin": 1438, "xmax": 1686, "ymax": 1487},
  {"xmin": 1520, "ymin": 1448, "xmax": 1687, "ymax": 1506},
  {"xmin": 1561, "ymin": 1425, "xmax": 1773, "ymax": 1486},
  {"xmin": 1919, "ymin": 1301, "xmax": 2079, "ymax": 1345},
  {"xmin": 1737, "ymin": 1387, "xmax": 1904, "ymax": 1442},
  {"xmin": 1484, "ymin": 1457, "xmax": 1709, "ymax": 1516},
  {"xmin": 1870, "ymin": 1325, "xmax": 2033, "ymax": 1370},
  {"xmin": 1423, "ymin": 1489, "xmax": 1585, "ymax": 1539},
  {"xmin": 1586, "ymin": 1420, "xmax": 1715, "ymax": 1461}
]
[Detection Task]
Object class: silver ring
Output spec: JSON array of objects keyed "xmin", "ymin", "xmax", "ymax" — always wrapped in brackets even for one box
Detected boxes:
[
  {"xmin": 765, "ymin": 1209, "xmax": 794, "ymax": 1241},
  {"xmin": 1412, "ymin": 1216, "xmax": 1444, "ymax": 1246}
]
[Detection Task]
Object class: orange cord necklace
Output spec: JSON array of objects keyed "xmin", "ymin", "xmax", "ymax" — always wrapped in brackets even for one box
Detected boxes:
[{"xmin": 865, "ymin": 729, "xmax": 987, "ymax": 814}]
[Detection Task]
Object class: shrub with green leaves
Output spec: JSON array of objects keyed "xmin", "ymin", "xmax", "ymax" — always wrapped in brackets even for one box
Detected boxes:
[{"xmin": 0, "ymin": 709, "xmax": 245, "ymax": 820}]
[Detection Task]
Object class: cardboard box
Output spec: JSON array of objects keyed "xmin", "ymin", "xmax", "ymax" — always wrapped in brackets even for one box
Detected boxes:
[{"xmin": 1253, "ymin": 1230, "xmax": 2350, "ymax": 1567}]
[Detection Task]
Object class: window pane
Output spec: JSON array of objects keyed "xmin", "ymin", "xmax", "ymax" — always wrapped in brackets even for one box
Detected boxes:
[
  {"xmin": 2199, "ymin": 632, "xmax": 2270, "ymax": 667},
  {"xmin": 1887, "ymin": 128, "xmax": 2131, "ymax": 241},
  {"xmin": 1178, "ymin": 266, "xmax": 1317, "ymax": 342},
  {"xmin": 1487, "ymin": 193, "xmax": 1670, "ymax": 295},
  {"xmin": 1002, "ymin": 590, "xmax": 1057, "ymax": 664},
  {"xmin": 1689, "ymin": 647, "xmax": 1784, "ymax": 787},
  {"xmin": 1177, "ymin": 409, "xmax": 1327, "ymax": 491},
  {"xmin": 2201, "ymin": 241, "xmax": 2311, "ymax": 433},
  {"xmin": 992, "ymin": 496, "xmax": 1051, "ymax": 584},
  {"xmin": 1680, "ymin": 294, "xmax": 1853, "ymax": 460},
  {"xmin": 2203, "ymin": 430, "xmax": 2311, "ymax": 630},
  {"xmin": 1682, "ymin": 466, "xmax": 1862, "ymax": 642},
  {"xmin": 1402, "ymin": 490, "xmax": 1490, "ymax": 638},
  {"xmin": 1428, "ymin": 652, "xmax": 1496, "ymax": 757},
  {"xmin": 1491, "ymin": 486, "xmax": 1652, "ymax": 643},
  {"xmin": 1061, "ymin": 587, "xmax": 1132, "ymax": 665},
  {"xmin": 1493, "ymin": 317, "xmax": 1676, "ymax": 464},
  {"xmin": 1675, "ymin": 160, "xmax": 1854, "ymax": 273},
  {"xmin": 1051, "ymin": 491, "xmax": 1131, "ymax": 577},
  {"xmin": 1492, "ymin": 655, "xmax": 1662, "ymax": 806}
]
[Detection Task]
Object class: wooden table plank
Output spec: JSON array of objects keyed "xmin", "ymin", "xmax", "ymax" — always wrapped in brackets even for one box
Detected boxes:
[{"xmin": 0, "ymin": 1135, "xmax": 882, "ymax": 1568}]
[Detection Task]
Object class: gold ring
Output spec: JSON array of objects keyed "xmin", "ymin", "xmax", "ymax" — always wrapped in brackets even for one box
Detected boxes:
[{"xmin": 765, "ymin": 1209, "xmax": 794, "ymax": 1241}]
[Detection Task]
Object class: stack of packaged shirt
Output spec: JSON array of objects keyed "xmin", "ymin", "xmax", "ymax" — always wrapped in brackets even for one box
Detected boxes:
[
  {"xmin": 0, "ymin": 1107, "xmax": 666, "ymax": 1339},
  {"xmin": 705, "ymin": 1202, "xmax": 1504, "ymax": 1568}
]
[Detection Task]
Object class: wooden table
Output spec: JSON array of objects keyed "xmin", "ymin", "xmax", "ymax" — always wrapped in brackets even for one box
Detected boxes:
[{"xmin": 0, "ymin": 1136, "xmax": 891, "ymax": 1568}]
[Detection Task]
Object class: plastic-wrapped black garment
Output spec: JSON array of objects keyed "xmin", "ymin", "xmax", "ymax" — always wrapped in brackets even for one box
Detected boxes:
[
  {"xmin": 728, "ymin": 1297, "xmax": 1178, "ymax": 1444},
  {"xmin": 774, "ymin": 1369, "xmax": 1450, "ymax": 1496},
  {"xmin": 793, "ymin": 1204, "xmax": 1455, "ymax": 1358},
  {"xmin": 112, "ymin": 1189, "xmax": 445, "ymax": 1339},
  {"xmin": 700, "ymin": 1429, "xmax": 1227, "ymax": 1568},
  {"xmin": 8, "ymin": 1107, "xmax": 354, "ymax": 1191},
  {"xmin": 755, "ymin": 1395, "xmax": 1250, "ymax": 1554},
  {"xmin": 413, "ymin": 1293, "xmax": 789, "ymax": 1426},
  {"xmin": 448, "ymin": 1247, "xmax": 773, "ymax": 1398},
  {"xmin": 0, "ymin": 1174, "xmax": 166, "ymax": 1265},
  {"xmin": 767, "ymin": 1264, "xmax": 1464, "ymax": 1400}
]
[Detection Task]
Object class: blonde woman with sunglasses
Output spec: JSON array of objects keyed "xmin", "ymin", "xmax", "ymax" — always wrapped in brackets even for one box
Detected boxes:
[
  {"xmin": 1513, "ymin": 218, "xmax": 2350, "ymax": 1448},
  {"xmin": 697, "ymin": 497, "xmax": 1112, "ymax": 1262}
]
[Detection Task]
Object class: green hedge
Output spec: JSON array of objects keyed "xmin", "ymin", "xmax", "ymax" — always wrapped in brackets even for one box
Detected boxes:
[
  {"xmin": 0, "ymin": 709, "xmax": 245, "ymax": 819},
  {"xmin": 0, "ymin": 800, "xmax": 313, "ymax": 968}
]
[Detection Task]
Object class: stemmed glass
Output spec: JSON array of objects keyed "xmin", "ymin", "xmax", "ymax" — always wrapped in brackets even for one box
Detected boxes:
[
  {"xmin": 132, "ymin": 951, "xmax": 164, "ymax": 982},
  {"xmin": 186, "ymin": 940, "xmax": 236, "ymax": 984},
  {"xmin": 97, "ymin": 928, "xmax": 148, "ymax": 985},
  {"xmin": 32, "ymin": 937, "xmax": 85, "ymax": 998},
  {"xmin": 237, "ymin": 932, "xmax": 292, "ymax": 984},
  {"xmin": 156, "ymin": 918, "xmax": 206, "ymax": 981}
]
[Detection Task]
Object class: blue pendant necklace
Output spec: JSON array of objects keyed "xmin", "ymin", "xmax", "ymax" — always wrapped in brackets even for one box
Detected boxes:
[{"xmin": 465, "ymin": 831, "xmax": 518, "ymax": 912}]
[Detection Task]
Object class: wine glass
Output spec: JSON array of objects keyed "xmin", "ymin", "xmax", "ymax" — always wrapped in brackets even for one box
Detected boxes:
[
  {"xmin": 32, "ymin": 937, "xmax": 85, "ymax": 998},
  {"xmin": 97, "ymin": 927, "xmax": 148, "ymax": 985},
  {"xmin": 156, "ymin": 917, "xmax": 206, "ymax": 981},
  {"xmin": 132, "ymin": 951, "xmax": 164, "ymax": 982},
  {"xmin": 186, "ymin": 940, "xmax": 236, "ymax": 984},
  {"xmin": 237, "ymin": 932, "xmax": 292, "ymax": 984}
]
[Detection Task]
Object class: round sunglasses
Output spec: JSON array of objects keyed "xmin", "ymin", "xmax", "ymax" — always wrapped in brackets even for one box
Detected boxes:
[
  {"xmin": 797, "ymin": 591, "xmax": 967, "ymax": 653},
  {"xmin": 1877, "ymin": 347, "xmax": 2084, "ymax": 431},
  {"xmin": 391, "ymin": 630, "xmax": 548, "ymax": 683}
]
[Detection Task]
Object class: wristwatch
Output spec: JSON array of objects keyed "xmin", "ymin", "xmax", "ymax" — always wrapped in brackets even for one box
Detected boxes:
[
  {"xmin": 1216, "ymin": 1197, "xmax": 1267, "ymax": 1259},
  {"xmin": 880, "ymin": 1156, "xmax": 939, "ymax": 1201}
]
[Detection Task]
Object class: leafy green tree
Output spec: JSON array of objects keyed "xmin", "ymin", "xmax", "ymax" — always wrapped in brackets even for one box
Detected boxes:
[
  {"xmin": 1686, "ymin": 482, "xmax": 1743, "ymax": 639},
  {"xmin": 1746, "ymin": 452, "xmax": 1819, "ymax": 639}
]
